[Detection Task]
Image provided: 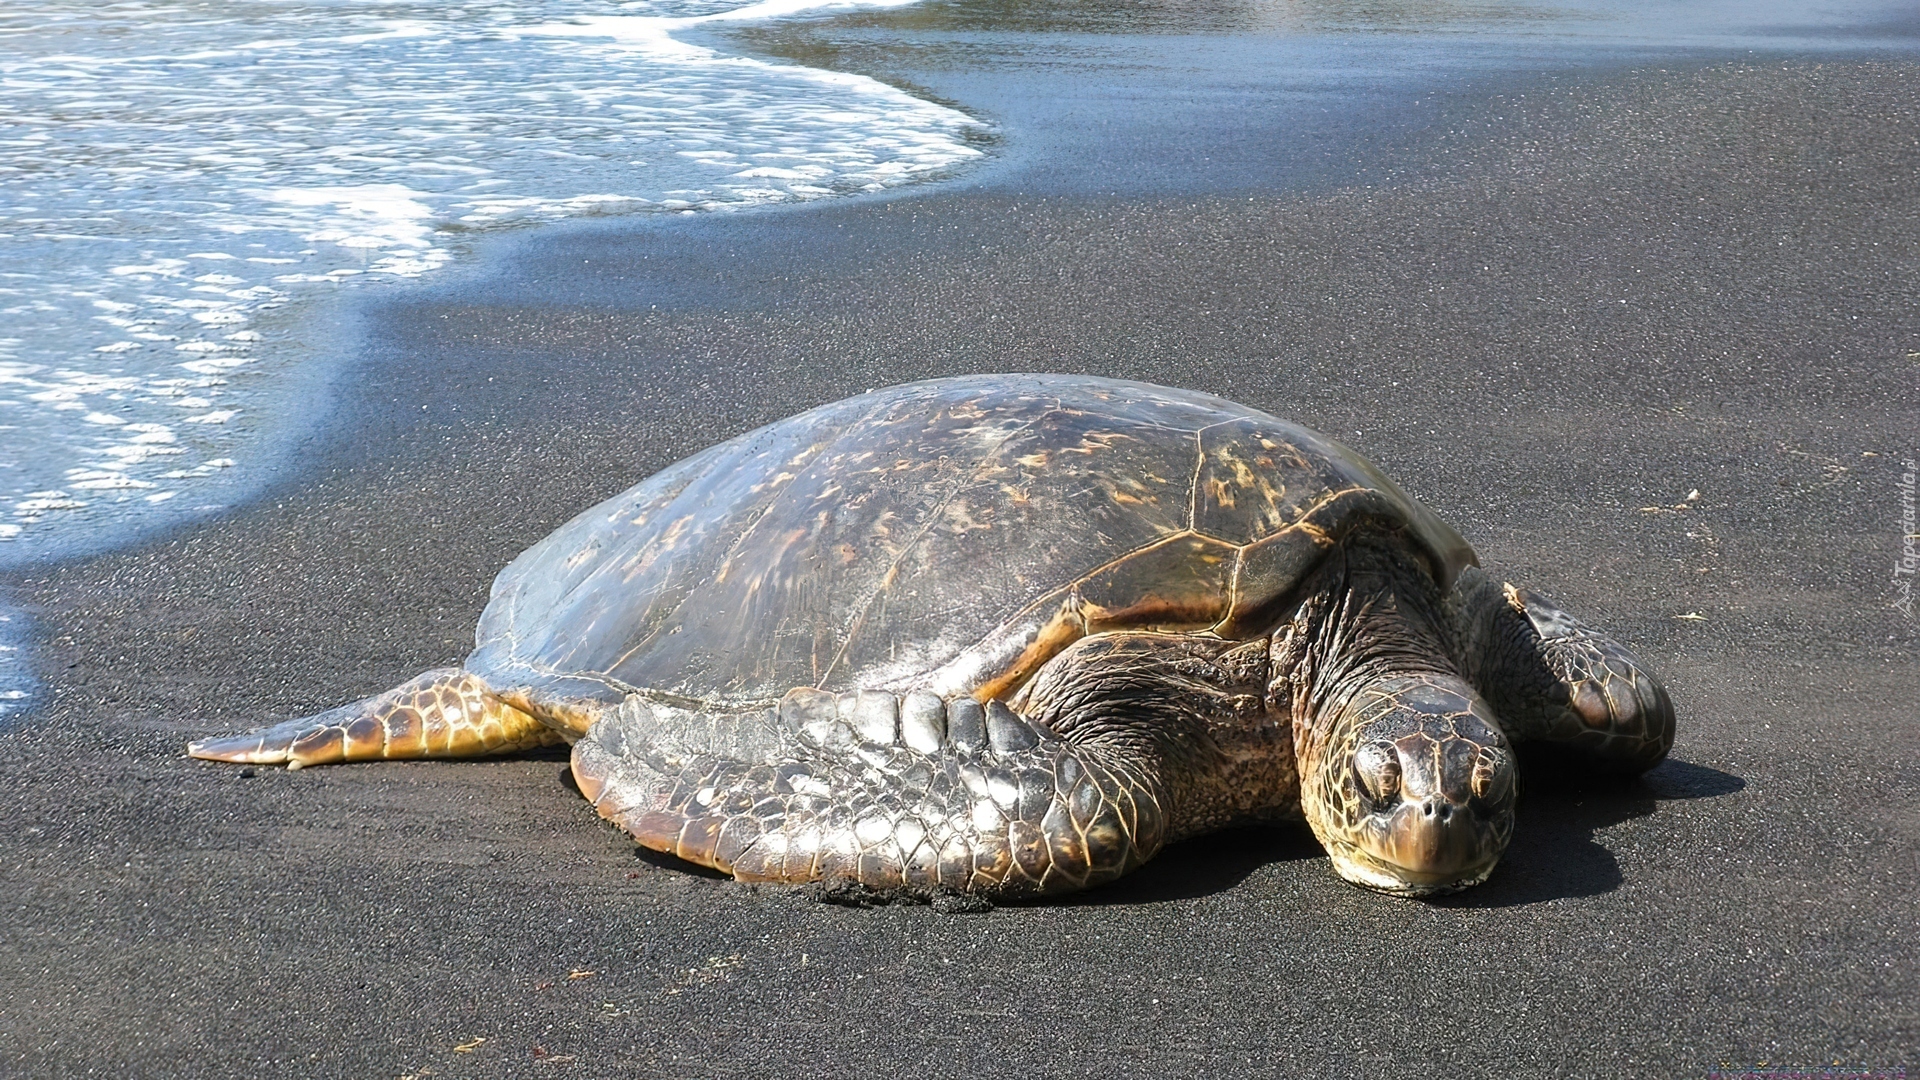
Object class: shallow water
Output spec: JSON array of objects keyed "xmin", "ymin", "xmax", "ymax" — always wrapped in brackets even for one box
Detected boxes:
[
  {"xmin": 724, "ymin": 0, "xmax": 1920, "ymax": 199},
  {"xmin": 0, "ymin": 0, "xmax": 985, "ymax": 558}
]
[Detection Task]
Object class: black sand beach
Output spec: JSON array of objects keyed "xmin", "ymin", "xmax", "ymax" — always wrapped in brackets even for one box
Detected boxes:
[{"xmin": 3, "ymin": 18, "xmax": 1917, "ymax": 1080}]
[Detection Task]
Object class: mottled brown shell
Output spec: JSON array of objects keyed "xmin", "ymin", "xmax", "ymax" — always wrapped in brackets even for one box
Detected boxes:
[{"xmin": 468, "ymin": 375, "xmax": 1474, "ymax": 708}]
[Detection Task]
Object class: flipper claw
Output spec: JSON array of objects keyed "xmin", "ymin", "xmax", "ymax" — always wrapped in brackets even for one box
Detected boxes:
[{"xmin": 186, "ymin": 723, "xmax": 309, "ymax": 766}]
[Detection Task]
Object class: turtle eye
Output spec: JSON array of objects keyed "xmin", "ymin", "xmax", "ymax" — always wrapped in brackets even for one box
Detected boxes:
[
  {"xmin": 1354, "ymin": 741, "xmax": 1402, "ymax": 806},
  {"xmin": 1470, "ymin": 746, "xmax": 1513, "ymax": 803}
]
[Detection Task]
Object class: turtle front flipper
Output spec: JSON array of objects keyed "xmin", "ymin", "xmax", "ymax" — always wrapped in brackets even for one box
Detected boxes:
[
  {"xmin": 571, "ymin": 688, "xmax": 1170, "ymax": 897},
  {"xmin": 187, "ymin": 668, "xmax": 565, "ymax": 770},
  {"xmin": 1452, "ymin": 568, "xmax": 1676, "ymax": 772}
]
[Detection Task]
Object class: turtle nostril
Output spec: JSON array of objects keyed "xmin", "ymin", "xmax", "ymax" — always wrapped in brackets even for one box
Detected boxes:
[
  {"xmin": 1422, "ymin": 801, "xmax": 1435, "ymax": 818},
  {"xmin": 1436, "ymin": 803, "xmax": 1452, "ymax": 821}
]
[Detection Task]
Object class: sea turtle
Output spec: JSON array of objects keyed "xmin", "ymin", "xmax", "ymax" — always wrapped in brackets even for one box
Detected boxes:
[{"xmin": 189, "ymin": 375, "xmax": 1674, "ymax": 898}]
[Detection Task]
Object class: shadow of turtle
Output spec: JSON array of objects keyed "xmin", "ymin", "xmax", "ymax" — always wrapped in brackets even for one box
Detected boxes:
[
  {"xmin": 1069, "ymin": 756, "xmax": 1742, "ymax": 908},
  {"xmin": 1063, "ymin": 825, "xmax": 1325, "ymax": 906},
  {"xmin": 1429, "ymin": 754, "xmax": 1744, "ymax": 909}
]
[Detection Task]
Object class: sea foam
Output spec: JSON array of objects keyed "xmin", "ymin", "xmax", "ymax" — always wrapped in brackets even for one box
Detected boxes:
[{"xmin": 0, "ymin": 0, "xmax": 983, "ymax": 553}]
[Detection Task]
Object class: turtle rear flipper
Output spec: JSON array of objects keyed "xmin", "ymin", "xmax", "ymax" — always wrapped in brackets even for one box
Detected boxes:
[
  {"xmin": 572, "ymin": 687, "xmax": 1168, "ymax": 897},
  {"xmin": 187, "ymin": 668, "xmax": 564, "ymax": 770}
]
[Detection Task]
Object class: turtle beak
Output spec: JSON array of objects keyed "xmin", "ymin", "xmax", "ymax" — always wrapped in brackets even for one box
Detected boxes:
[{"xmin": 1364, "ymin": 794, "xmax": 1496, "ymax": 886}]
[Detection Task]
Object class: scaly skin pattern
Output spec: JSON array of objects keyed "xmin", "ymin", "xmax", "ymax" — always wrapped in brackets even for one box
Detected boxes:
[
  {"xmin": 1009, "ymin": 632, "xmax": 1300, "ymax": 841},
  {"xmin": 571, "ymin": 688, "xmax": 1169, "ymax": 897},
  {"xmin": 186, "ymin": 669, "xmax": 565, "ymax": 770}
]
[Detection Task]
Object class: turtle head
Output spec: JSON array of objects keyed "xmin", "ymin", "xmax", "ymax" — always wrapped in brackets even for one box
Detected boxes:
[{"xmin": 1306, "ymin": 675, "xmax": 1516, "ymax": 897}]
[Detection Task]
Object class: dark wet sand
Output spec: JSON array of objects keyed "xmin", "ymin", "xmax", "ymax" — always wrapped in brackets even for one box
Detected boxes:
[{"xmin": 4, "ymin": 51, "xmax": 1918, "ymax": 1079}]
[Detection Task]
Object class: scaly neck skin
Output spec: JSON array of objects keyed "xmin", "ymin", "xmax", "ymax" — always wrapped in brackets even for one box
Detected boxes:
[
  {"xmin": 1275, "ymin": 539, "xmax": 1462, "ymax": 729},
  {"xmin": 1442, "ymin": 566, "xmax": 1549, "ymax": 712},
  {"xmin": 1012, "ymin": 632, "xmax": 1298, "ymax": 842},
  {"xmin": 1272, "ymin": 534, "xmax": 1516, "ymax": 895}
]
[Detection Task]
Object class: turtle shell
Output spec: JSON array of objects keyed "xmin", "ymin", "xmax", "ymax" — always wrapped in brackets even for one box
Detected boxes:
[{"xmin": 467, "ymin": 375, "xmax": 1474, "ymax": 708}]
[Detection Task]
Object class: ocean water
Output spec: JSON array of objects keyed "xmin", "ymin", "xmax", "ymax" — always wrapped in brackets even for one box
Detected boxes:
[
  {"xmin": 0, "ymin": 0, "xmax": 991, "ymax": 719},
  {"xmin": 0, "ymin": 0, "xmax": 985, "ymax": 552}
]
